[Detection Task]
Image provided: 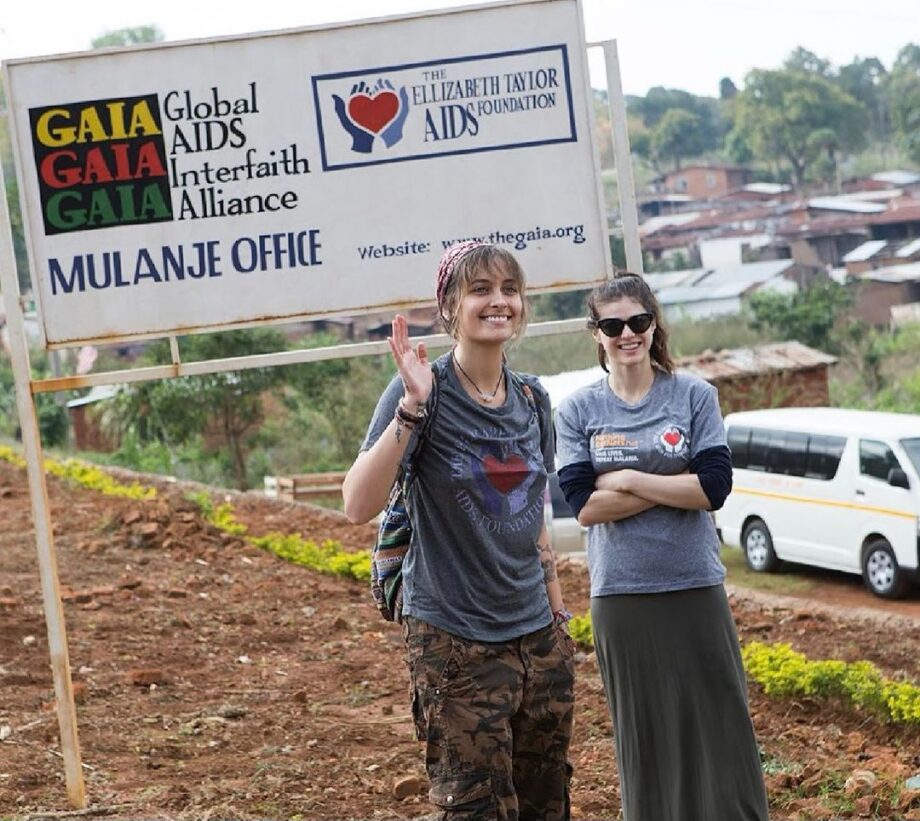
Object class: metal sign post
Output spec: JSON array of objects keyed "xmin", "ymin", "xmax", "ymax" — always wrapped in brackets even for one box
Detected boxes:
[
  {"xmin": 592, "ymin": 38, "xmax": 644, "ymax": 274},
  {"xmin": 0, "ymin": 160, "xmax": 86, "ymax": 808}
]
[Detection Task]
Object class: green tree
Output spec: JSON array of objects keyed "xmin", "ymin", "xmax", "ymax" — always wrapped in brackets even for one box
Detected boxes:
[
  {"xmin": 783, "ymin": 47, "xmax": 833, "ymax": 78},
  {"xmin": 724, "ymin": 126, "xmax": 754, "ymax": 165},
  {"xmin": 627, "ymin": 87, "xmax": 724, "ymax": 160},
  {"xmin": 650, "ymin": 109, "xmax": 704, "ymax": 170},
  {"xmin": 0, "ymin": 75, "xmax": 31, "ymax": 292},
  {"xmin": 592, "ymin": 89, "xmax": 615, "ymax": 170},
  {"xmin": 748, "ymin": 279, "xmax": 852, "ymax": 354},
  {"xmin": 91, "ymin": 25, "xmax": 165, "ymax": 48},
  {"xmin": 806, "ymin": 127, "xmax": 841, "ymax": 186},
  {"xmin": 0, "ymin": 352, "xmax": 69, "ymax": 446},
  {"xmin": 719, "ymin": 77, "xmax": 738, "ymax": 100},
  {"xmin": 627, "ymin": 115, "xmax": 653, "ymax": 169},
  {"xmin": 837, "ymin": 56, "xmax": 890, "ymax": 143},
  {"xmin": 886, "ymin": 44, "xmax": 920, "ymax": 164},
  {"xmin": 108, "ymin": 328, "xmax": 348, "ymax": 490},
  {"xmin": 729, "ymin": 68, "xmax": 869, "ymax": 188}
]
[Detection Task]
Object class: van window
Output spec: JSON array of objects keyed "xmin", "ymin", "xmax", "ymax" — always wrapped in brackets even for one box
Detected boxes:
[
  {"xmin": 727, "ymin": 426, "xmax": 750, "ymax": 468},
  {"xmin": 747, "ymin": 428, "xmax": 771, "ymax": 471},
  {"xmin": 769, "ymin": 430, "xmax": 809, "ymax": 476},
  {"xmin": 804, "ymin": 434, "xmax": 846, "ymax": 481},
  {"xmin": 727, "ymin": 425, "xmax": 845, "ymax": 480},
  {"xmin": 901, "ymin": 438, "xmax": 920, "ymax": 476},
  {"xmin": 859, "ymin": 439, "xmax": 902, "ymax": 482}
]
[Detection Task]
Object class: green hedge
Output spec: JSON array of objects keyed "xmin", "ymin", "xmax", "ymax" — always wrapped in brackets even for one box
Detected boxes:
[
  {"xmin": 567, "ymin": 608, "xmax": 920, "ymax": 727},
  {"xmin": 187, "ymin": 493, "xmax": 371, "ymax": 581},
  {"xmin": 0, "ymin": 445, "xmax": 155, "ymax": 500},
  {"xmin": 743, "ymin": 640, "xmax": 920, "ymax": 725}
]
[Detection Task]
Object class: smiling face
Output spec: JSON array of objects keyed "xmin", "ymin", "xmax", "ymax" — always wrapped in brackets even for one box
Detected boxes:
[
  {"xmin": 453, "ymin": 265, "xmax": 523, "ymax": 345},
  {"xmin": 439, "ymin": 246, "xmax": 529, "ymax": 344},
  {"xmin": 593, "ymin": 296, "xmax": 657, "ymax": 371}
]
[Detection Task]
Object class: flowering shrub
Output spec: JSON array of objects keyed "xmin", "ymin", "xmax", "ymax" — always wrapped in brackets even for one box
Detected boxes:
[
  {"xmin": 568, "ymin": 613, "xmax": 593, "ymax": 647},
  {"xmin": 561, "ymin": 611, "xmax": 920, "ymax": 727},
  {"xmin": 45, "ymin": 458, "xmax": 156, "ymax": 500},
  {"xmin": 249, "ymin": 532, "xmax": 371, "ymax": 581},
  {"xmin": 742, "ymin": 641, "xmax": 920, "ymax": 725},
  {"xmin": 187, "ymin": 491, "xmax": 371, "ymax": 581},
  {"xmin": 0, "ymin": 445, "xmax": 155, "ymax": 500},
  {"xmin": 0, "ymin": 446, "xmax": 26, "ymax": 468}
]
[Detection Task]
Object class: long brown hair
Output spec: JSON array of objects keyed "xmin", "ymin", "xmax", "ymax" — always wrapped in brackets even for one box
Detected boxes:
[{"xmin": 586, "ymin": 272, "xmax": 675, "ymax": 373}]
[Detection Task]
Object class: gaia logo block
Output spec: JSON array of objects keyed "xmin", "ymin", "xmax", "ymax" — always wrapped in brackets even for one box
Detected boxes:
[{"xmin": 29, "ymin": 94, "xmax": 173, "ymax": 235}]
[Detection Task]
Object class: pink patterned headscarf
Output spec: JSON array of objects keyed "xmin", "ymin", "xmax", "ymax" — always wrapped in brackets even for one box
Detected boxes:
[{"xmin": 436, "ymin": 240, "xmax": 487, "ymax": 314}]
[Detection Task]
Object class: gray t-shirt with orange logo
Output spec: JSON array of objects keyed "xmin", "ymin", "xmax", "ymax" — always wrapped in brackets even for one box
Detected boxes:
[
  {"xmin": 361, "ymin": 353, "xmax": 554, "ymax": 641},
  {"xmin": 554, "ymin": 370, "xmax": 726, "ymax": 596}
]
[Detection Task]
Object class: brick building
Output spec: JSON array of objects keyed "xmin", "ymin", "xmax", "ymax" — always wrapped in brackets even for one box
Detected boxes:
[
  {"xmin": 677, "ymin": 341, "xmax": 836, "ymax": 413},
  {"xmin": 657, "ymin": 165, "xmax": 755, "ymax": 200}
]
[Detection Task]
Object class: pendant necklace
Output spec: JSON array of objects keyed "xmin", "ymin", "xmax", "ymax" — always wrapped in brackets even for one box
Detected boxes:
[{"xmin": 452, "ymin": 351, "xmax": 504, "ymax": 402}]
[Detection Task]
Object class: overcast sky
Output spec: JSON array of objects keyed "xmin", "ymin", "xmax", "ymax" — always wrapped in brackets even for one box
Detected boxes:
[{"xmin": 1, "ymin": 0, "xmax": 916, "ymax": 97}]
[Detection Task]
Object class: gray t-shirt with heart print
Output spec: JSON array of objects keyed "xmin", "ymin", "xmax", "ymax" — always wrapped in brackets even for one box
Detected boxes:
[
  {"xmin": 554, "ymin": 370, "xmax": 726, "ymax": 596},
  {"xmin": 361, "ymin": 353, "xmax": 555, "ymax": 642}
]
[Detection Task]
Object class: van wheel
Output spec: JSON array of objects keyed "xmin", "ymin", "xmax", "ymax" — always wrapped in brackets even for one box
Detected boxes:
[
  {"xmin": 862, "ymin": 539, "xmax": 909, "ymax": 599},
  {"xmin": 742, "ymin": 519, "xmax": 779, "ymax": 572}
]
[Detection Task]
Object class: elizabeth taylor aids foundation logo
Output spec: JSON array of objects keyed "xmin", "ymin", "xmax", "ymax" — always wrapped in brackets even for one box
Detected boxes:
[
  {"xmin": 655, "ymin": 424, "xmax": 688, "ymax": 457},
  {"xmin": 332, "ymin": 79, "xmax": 410, "ymax": 154}
]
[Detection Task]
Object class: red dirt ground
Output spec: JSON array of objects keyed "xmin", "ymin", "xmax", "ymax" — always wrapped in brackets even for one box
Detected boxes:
[{"xmin": 1, "ymin": 459, "xmax": 919, "ymax": 820}]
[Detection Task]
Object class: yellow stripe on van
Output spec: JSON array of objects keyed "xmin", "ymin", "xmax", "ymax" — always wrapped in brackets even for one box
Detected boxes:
[{"xmin": 733, "ymin": 487, "xmax": 917, "ymax": 520}]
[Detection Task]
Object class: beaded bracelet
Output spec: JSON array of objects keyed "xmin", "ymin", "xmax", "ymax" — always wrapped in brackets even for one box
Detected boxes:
[
  {"xmin": 395, "ymin": 400, "xmax": 426, "ymax": 426},
  {"xmin": 553, "ymin": 608, "xmax": 573, "ymax": 626}
]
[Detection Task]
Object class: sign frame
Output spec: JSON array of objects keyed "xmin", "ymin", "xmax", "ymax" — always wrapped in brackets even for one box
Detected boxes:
[{"xmin": 4, "ymin": 0, "xmax": 614, "ymax": 350}]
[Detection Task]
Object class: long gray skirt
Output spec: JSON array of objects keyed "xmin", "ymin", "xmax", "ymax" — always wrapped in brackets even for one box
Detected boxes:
[{"xmin": 591, "ymin": 584, "xmax": 769, "ymax": 821}]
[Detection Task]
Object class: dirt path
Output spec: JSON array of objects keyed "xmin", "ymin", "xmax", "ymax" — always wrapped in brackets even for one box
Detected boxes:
[{"xmin": 0, "ymin": 461, "xmax": 918, "ymax": 820}]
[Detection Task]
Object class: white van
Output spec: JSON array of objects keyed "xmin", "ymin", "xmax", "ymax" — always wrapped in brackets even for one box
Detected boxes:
[{"xmin": 716, "ymin": 407, "xmax": 920, "ymax": 599}]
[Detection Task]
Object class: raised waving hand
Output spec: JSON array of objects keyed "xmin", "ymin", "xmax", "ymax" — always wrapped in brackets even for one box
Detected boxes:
[{"xmin": 388, "ymin": 314, "xmax": 433, "ymax": 409}]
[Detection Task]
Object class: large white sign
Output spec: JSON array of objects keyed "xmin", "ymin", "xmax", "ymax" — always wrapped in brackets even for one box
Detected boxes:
[{"xmin": 3, "ymin": 0, "xmax": 609, "ymax": 348}]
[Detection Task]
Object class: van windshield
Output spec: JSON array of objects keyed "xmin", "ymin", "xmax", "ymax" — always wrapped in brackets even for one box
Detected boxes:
[{"xmin": 901, "ymin": 438, "xmax": 920, "ymax": 476}]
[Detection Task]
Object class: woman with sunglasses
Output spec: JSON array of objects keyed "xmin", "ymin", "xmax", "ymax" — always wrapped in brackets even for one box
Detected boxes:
[
  {"xmin": 343, "ymin": 241, "xmax": 575, "ymax": 819},
  {"xmin": 553, "ymin": 273, "xmax": 769, "ymax": 821}
]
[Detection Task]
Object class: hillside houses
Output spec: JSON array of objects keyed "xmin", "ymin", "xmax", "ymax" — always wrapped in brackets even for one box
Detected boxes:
[
  {"xmin": 652, "ymin": 164, "xmax": 757, "ymax": 199},
  {"xmin": 652, "ymin": 260, "xmax": 801, "ymax": 322},
  {"xmin": 636, "ymin": 166, "xmax": 920, "ymax": 325},
  {"xmin": 244, "ymin": 169, "xmax": 920, "ymax": 339}
]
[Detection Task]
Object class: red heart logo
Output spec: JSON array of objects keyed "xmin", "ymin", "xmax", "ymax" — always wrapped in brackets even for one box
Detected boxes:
[
  {"xmin": 482, "ymin": 454, "xmax": 529, "ymax": 494},
  {"xmin": 663, "ymin": 430, "xmax": 682, "ymax": 447},
  {"xmin": 347, "ymin": 92, "xmax": 400, "ymax": 134}
]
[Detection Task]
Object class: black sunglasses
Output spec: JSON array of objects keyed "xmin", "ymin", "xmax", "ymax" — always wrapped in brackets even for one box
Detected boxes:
[{"xmin": 594, "ymin": 313, "xmax": 654, "ymax": 338}]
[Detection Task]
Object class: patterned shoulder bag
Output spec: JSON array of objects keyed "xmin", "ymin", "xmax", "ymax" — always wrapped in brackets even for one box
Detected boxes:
[{"xmin": 369, "ymin": 365, "xmax": 442, "ymax": 623}]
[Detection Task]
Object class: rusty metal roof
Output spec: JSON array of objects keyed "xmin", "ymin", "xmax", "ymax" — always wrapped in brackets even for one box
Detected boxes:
[
  {"xmin": 870, "ymin": 200, "xmax": 920, "ymax": 226},
  {"xmin": 676, "ymin": 341, "xmax": 837, "ymax": 381}
]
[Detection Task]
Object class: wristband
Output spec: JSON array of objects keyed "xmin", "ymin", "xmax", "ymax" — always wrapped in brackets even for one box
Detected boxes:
[
  {"xmin": 394, "ymin": 414, "xmax": 415, "ymax": 435},
  {"xmin": 553, "ymin": 608, "xmax": 573, "ymax": 626},
  {"xmin": 396, "ymin": 399, "xmax": 427, "ymax": 426}
]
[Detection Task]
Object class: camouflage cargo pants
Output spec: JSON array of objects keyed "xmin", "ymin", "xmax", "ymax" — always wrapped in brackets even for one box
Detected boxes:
[{"xmin": 404, "ymin": 617, "xmax": 576, "ymax": 821}]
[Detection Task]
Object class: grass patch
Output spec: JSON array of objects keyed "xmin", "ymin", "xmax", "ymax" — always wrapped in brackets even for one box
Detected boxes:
[
  {"xmin": 720, "ymin": 545, "xmax": 816, "ymax": 595},
  {"xmin": 761, "ymin": 752, "xmax": 800, "ymax": 777}
]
